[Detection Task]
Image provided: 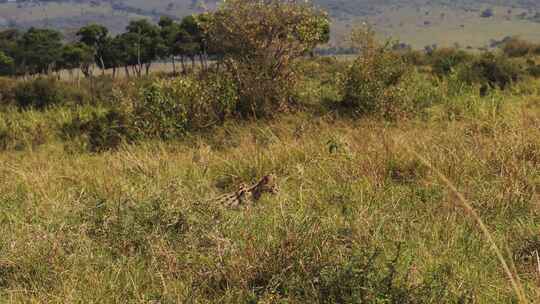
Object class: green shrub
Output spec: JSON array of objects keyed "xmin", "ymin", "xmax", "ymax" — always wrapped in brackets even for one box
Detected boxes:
[
  {"xmin": 457, "ymin": 53, "xmax": 524, "ymax": 90},
  {"xmin": 62, "ymin": 108, "xmax": 133, "ymax": 152},
  {"xmin": 133, "ymin": 74, "xmax": 238, "ymax": 140},
  {"xmin": 133, "ymin": 79, "xmax": 190, "ymax": 140},
  {"xmin": 14, "ymin": 78, "xmax": 65, "ymax": 109},
  {"xmin": 343, "ymin": 49, "xmax": 412, "ymax": 119},
  {"xmin": 207, "ymin": 0, "xmax": 330, "ymax": 117},
  {"xmin": 429, "ymin": 48, "xmax": 472, "ymax": 77},
  {"xmin": 527, "ymin": 65, "xmax": 540, "ymax": 78},
  {"xmin": 13, "ymin": 77, "xmax": 93, "ymax": 109},
  {"xmin": 502, "ymin": 37, "xmax": 533, "ymax": 57},
  {"xmin": 401, "ymin": 49, "xmax": 428, "ymax": 66}
]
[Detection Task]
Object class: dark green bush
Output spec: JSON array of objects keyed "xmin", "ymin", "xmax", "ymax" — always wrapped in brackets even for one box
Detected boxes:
[
  {"xmin": 527, "ymin": 65, "xmax": 540, "ymax": 78},
  {"xmin": 12, "ymin": 77, "xmax": 93, "ymax": 109},
  {"xmin": 458, "ymin": 53, "xmax": 524, "ymax": 90},
  {"xmin": 63, "ymin": 108, "xmax": 134, "ymax": 152},
  {"xmin": 429, "ymin": 48, "xmax": 472, "ymax": 77},
  {"xmin": 13, "ymin": 78, "xmax": 65, "ymax": 109},
  {"xmin": 343, "ymin": 49, "xmax": 411, "ymax": 118},
  {"xmin": 502, "ymin": 37, "xmax": 533, "ymax": 57},
  {"xmin": 401, "ymin": 49, "xmax": 428, "ymax": 66},
  {"xmin": 133, "ymin": 74, "xmax": 238, "ymax": 139}
]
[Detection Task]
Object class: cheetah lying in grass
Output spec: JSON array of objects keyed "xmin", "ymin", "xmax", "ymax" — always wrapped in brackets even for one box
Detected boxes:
[{"xmin": 209, "ymin": 174, "xmax": 279, "ymax": 208}]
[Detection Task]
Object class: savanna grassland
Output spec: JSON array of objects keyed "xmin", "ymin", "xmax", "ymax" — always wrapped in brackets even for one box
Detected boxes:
[{"xmin": 1, "ymin": 1, "xmax": 540, "ymax": 303}]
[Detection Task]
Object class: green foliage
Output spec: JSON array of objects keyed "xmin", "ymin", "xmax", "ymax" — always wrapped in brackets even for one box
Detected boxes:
[
  {"xmin": 133, "ymin": 74, "xmax": 238, "ymax": 139},
  {"xmin": 63, "ymin": 108, "xmax": 133, "ymax": 152},
  {"xmin": 0, "ymin": 50, "xmax": 14, "ymax": 76},
  {"xmin": 459, "ymin": 53, "xmax": 524, "ymax": 90},
  {"xmin": 429, "ymin": 48, "xmax": 472, "ymax": 77},
  {"xmin": 134, "ymin": 79, "xmax": 190, "ymax": 139},
  {"xmin": 207, "ymin": 0, "xmax": 330, "ymax": 117},
  {"xmin": 343, "ymin": 26, "xmax": 413, "ymax": 119},
  {"xmin": 18, "ymin": 28, "xmax": 63, "ymax": 75},
  {"xmin": 14, "ymin": 78, "xmax": 65, "ymax": 109},
  {"xmin": 501, "ymin": 37, "xmax": 534, "ymax": 58},
  {"xmin": 60, "ymin": 42, "xmax": 94, "ymax": 76}
]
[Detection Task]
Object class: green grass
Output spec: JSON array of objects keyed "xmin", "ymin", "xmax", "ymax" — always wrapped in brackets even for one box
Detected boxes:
[{"xmin": 1, "ymin": 81, "xmax": 539, "ymax": 302}]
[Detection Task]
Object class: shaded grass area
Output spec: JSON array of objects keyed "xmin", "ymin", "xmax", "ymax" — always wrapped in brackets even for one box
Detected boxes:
[{"xmin": 0, "ymin": 93, "xmax": 539, "ymax": 302}]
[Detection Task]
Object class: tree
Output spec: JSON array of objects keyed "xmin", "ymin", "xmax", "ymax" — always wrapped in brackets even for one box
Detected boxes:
[
  {"xmin": 100, "ymin": 36, "xmax": 126, "ymax": 78},
  {"xmin": 206, "ymin": 0, "xmax": 330, "ymax": 116},
  {"xmin": 0, "ymin": 29, "xmax": 20, "ymax": 75},
  {"xmin": 77, "ymin": 24, "xmax": 109, "ymax": 73},
  {"xmin": 0, "ymin": 50, "xmax": 14, "ymax": 76},
  {"xmin": 179, "ymin": 15, "xmax": 204, "ymax": 68},
  {"xmin": 124, "ymin": 19, "xmax": 165, "ymax": 76},
  {"xmin": 158, "ymin": 16, "xmax": 182, "ymax": 73},
  {"xmin": 19, "ymin": 27, "xmax": 63, "ymax": 75},
  {"xmin": 60, "ymin": 42, "xmax": 94, "ymax": 78}
]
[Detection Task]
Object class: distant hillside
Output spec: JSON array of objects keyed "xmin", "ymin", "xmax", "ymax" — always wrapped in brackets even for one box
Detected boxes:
[{"xmin": 2, "ymin": 0, "xmax": 540, "ymax": 49}]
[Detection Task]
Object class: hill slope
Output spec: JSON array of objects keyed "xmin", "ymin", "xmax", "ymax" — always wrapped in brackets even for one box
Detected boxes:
[{"xmin": 1, "ymin": 0, "xmax": 540, "ymax": 48}]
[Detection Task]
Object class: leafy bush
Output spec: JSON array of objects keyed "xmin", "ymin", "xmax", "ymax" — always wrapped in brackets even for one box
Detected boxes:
[
  {"xmin": 460, "ymin": 53, "xmax": 524, "ymax": 90},
  {"xmin": 342, "ymin": 26, "xmax": 442, "ymax": 120},
  {"xmin": 429, "ymin": 48, "xmax": 472, "ymax": 77},
  {"xmin": 133, "ymin": 74, "xmax": 238, "ymax": 139},
  {"xmin": 502, "ymin": 37, "xmax": 533, "ymax": 57},
  {"xmin": 527, "ymin": 64, "xmax": 540, "ymax": 78},
  {"xmin": 12, "ymin": 77, "xmax": 91, "ymax": 109},
  {"xmin": 13, "ymin": 78, "xmax": 65, "ymax": 109},
  {"xmin": 62, "ymin": 108, "xmax": 133, "ymax": 152},
  {"xmin": 344, "ymin": 40, "xmax": 411, "ymax": 117},
  {"xmin": 207, "ymin": 0, "xmax": 330, "ymax": 117},
  {"xmin": 133, "ymin": 79, "xmax": 191, "ymax": 140}
]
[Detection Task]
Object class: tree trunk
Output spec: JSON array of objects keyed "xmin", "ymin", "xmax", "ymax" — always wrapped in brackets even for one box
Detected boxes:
[
  {"xmin": 180, "ymin": 56, "xmax": 186, "ymax": 74},
  {"xmin": 145, "ymin": 63, "xmax": 151, "ymax": 76},
  {"xmin": 172, "ymin": 57, "xmax": 176, "ymax": 74},
  {"xmin": 99, "ymin": 56, "xmax": 105, "ymax": 76}
]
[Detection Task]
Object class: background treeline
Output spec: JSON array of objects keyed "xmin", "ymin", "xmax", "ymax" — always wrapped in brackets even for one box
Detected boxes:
[{"xmin": 0, "ymin": 14, "xmax": 216, "ymax": 78}]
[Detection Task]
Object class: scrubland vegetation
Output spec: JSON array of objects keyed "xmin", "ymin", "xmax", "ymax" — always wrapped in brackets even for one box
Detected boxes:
[{"xmin": 1, "ymin": 1, "xmax": 540, "ymax": 303}]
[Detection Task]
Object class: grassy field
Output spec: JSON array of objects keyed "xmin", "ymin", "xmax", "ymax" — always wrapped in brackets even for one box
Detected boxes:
[
  {"xmin": 1, "ymin": 69, "xmax": 540, "ymax": 302},
  {"xmin": 363, "ymin": 4, "xmax": 540, "ymax": 49}
]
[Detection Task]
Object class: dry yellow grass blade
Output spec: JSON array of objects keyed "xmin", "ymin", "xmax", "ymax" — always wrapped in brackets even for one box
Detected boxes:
[{"xmin": 398, "ymin": 138, "xmax": 528, "ymax": 304}]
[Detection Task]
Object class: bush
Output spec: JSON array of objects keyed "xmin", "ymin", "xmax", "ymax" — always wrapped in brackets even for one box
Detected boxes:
[
  {"xmin": 343, "ymin": 46, "xmax": 411, "ymax": 119},
  {"xmin": 62, "ymin": 108, "xmax": 133, "ymax": 152},
  {"xmin": 132, "ymin": 74, "xmax": 238, "ymax": 140},
  {"xmin": 527, "ymin": 65, "xmax": 540, "ymax": 78},
  {"xmin": 462, "ymin": 53, "xmax": 524, "ymax": 90},
  {"xmin": 429, "ymin": 48, "xmax": 472, "ymax": 77},
  {"xmin": 133, "ymin": 78, "xmax": 191, "ymax": 140},
  {"xmin": 207, "ymin": 0, "xmax": 330, "ymax": 117},
  {"xmin": 12, "ymin": 77, "xmax": 92, "ymax": 109},
  {"xmin": 502, "ymin": 37, "xmax": 533, "ymax": 57},
  {"xmin": 13, "ymin": 78, "xmax": 65, "ymax": 109},
  {"xmin": 401, "ymin": 49, "xmax": 428, "ymax": 66}
]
